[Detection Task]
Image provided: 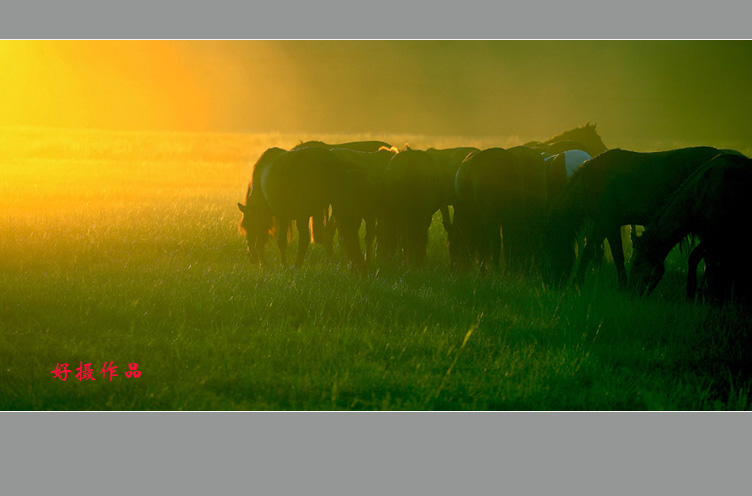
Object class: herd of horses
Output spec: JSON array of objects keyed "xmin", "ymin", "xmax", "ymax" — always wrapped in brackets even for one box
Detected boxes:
[{"xmin": 237, "ymin": 124, "xmax": 752, "ymax": 306}]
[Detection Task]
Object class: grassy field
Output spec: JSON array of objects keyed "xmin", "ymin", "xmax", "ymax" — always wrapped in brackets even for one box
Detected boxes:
[{"xmin": 2, "ymin": 126, "xmax": 751, "ymax": 410}]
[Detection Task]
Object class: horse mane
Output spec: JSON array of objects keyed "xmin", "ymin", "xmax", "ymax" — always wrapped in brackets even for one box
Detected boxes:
[
  {"xmin": 295, "ymin": 140, "xmax": 326, "ymax": 148},
  {"xmin": 544, "ymin": 123, "xmax": 595, "ymax": 143},
  {"xmin": 379, "ymin": 145, "xmax": 400, "ymax": 154}
]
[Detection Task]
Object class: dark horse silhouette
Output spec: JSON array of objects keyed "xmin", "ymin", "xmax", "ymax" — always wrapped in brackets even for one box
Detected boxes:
[
  {"xmin": 290, "ymin": 140, "xmax": 393, "ymax": 255},
  {"xmin": 629, "ymin": 153, "xmax": 752, "ymax": 303},
  {"xmin": 237, "ymin": 147, "xmax": 372, "ymax": 271},
  {"xmin": 545, "ymin": 146, "xmax": 726, "ymax": 287},
  {"xmin": 328, "ymin": 146, "xmax": 397, "ymax": 262},
  {"xmin": 378, "ymin": 148, "xmax": 444, "ymax": 266},
  {"xmin": 450, "ymin": 147, "xmax": 547, "ymax": 274}
]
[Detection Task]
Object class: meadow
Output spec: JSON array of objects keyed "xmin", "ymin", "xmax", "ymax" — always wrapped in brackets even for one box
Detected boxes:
[{"xmin": 2, "ymin": 126, "xmax": 751, "ymax": 410}]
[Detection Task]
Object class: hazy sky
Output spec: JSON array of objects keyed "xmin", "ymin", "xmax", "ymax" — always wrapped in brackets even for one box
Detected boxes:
[{"xmin": 2, "ymin": 40, "xmax": 752, "ymax": 149}]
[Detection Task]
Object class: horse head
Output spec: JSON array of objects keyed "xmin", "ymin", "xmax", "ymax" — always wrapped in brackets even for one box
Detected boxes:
[{"xmin": 628, "ymin": 234, "xmax": 666, "ymax": 296}]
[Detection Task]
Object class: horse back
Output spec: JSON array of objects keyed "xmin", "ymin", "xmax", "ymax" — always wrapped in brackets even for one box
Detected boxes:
[
  {"xmin": 569, "ymin": 147, "xmax": 722, "ymax": 225},
  {"xmin": 455, "ymin": 147, "xmax": 525, "ymax": 219},
  {"xmin": 294, "ymin": 140, "xmax": 392, "ymax": 152},
  {"xmin": 385, "ymin": 149, "xmax": 441, "ymax": 215},
  {"xmin": 260, "ymin": 147, "xmax": 339, "ymax": 219}
]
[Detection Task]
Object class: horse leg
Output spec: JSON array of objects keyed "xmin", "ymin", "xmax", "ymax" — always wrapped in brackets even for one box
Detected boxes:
[
  {"xmin": 686, "ymin": 241, "xmax": 707, "ymax": 300},
  {"xmin": 502, "ymin": 222, "xmax": 527, "ymax": 275},
  {"xmin": 295, "ymin": 217, "xmax": 310, "ymax": 268},
  {"xmin": 490, "ymin": 226, "xmax": 502, "ymax": 273},
  {"xmin": 606, "ymin": 226, "xmax": 627, "ymax": 288},
  {"xmin": 412, "ymin": 215, "xmax": 432, "ymax": 267},
  {"xmin": 364, "ymin": 216, "xmax": 376, "ymax": 263},
  {"xmin": 277, "ymin": 218, "xmax": 289, "ymax": 266},
  {"xmin": 630, "ymin": 224, "xmax": 640, "ymax": 245},
  {"xmin": 323, "ymin": 206, "xmax": 336, "ymax": 260},
  {"xmin": 448, "ymin": 206, "xmax": 473, "ymax": 272},
  {"xmin": 440, "ymin": 204, "xmax": 452, "ymax": 234},
  {"xmin": 377, "ymin": 218, "xmax": 396, "ymax": 262},
  {"xmin": 336, "ymin": 214, "xmax": 366, "ymax": 273},
  {"xmin": 311, "ymin": 208, "xmax": 333, "ymax": 260},
  {"xmin": 575, "ymin": 234, "xmax": 600, "ymax": 286}
]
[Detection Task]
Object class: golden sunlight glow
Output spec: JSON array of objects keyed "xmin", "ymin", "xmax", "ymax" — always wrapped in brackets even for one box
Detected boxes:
[
  {"xmin": 2, "ymin": 40, "xmax": 752, "ymax": 215},
  {"xmin": 3, "ymin": 41, "xmax": 752, "ymax": 146},
  {"xmin": 0, "ymin": 40, "xmax": 218, "ymax": 131}
]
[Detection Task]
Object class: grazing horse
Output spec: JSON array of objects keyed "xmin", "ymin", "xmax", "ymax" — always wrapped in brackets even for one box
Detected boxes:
[
  {"xmin": 291, "ymin": 140, "xmax": 394, "ymax": 252},
  {"xmin": 328, "ymin": 146, "xmax": 398, "ymax": 261},
  {"xmin": 544, "ymin": 146, "xmax": 725, "ymax": 287},
  {"xmin": 237, "ymin": 147, "xmax": 371, "ymax": 271},
  {"xmin": 629, "ymin": 153, "xmax": 752, "ymax": 303},
  {"xmin": 542, "ymin": 123, "xmax": 608, "ymax": 157},
  {"xmin": 451, "ymin": 148, "xmax": 531, "ymax": 273},
  {"xmin": 379, "ymin": 148, "xmax": 443, "ymax": 266}
]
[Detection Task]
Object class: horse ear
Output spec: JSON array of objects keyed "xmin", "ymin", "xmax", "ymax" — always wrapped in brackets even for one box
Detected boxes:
[{"xmin": 237, "ymin": 202, "xmax": 247, "ymax": 213}]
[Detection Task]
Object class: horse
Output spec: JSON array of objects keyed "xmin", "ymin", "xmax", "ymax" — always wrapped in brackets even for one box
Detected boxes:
[
  {"xmin": 543, "ymin": 149, "xmax": 593, "ymax": 207},
  {"xmin": 378, "ymin": 148, "xmax": 443, "ymax": 266},
  {"xmin": 544, "ymin": 146, "xmax": 726, "ymax": 288},
  {"xmin": 237, "ymin": 147, "xmax": 288, "ymax": 264},
  {"xmin": 292, "ymin": 140, "xmax": 393, "ymax": 152},
  {"xmin": 425, "ymin": 146, "xmax": 480, "ymax": 231},
  {"xmin": 291, "ymin": 141, "xmax": 395, "ymax": 251},
  {"xmin": 508, "ymin": 146, "xmax": 549, "ymax": 265},
  {"xmin": 541, "ymin": 123, "xmax": 608, "ymax": 158},
  {"xmin": 328, "ymin": 146, "xmax": 398, "ymax": 261},
  {"xmin": 629, "ymin": 153, "xmax": 752, "ymax": 303},
  {"xmin": 237, "ymin": 147, "xmax": 372, "ymax": 271},
  {"xmin": 450, "ymin": 147, "xmax": 532, "ymax": 274},
  {"xmin": 540, "ymin": 124, "xmax": 618, "ymax": 242}
]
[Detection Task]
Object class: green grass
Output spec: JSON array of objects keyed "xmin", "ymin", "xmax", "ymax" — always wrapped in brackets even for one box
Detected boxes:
[{"xmin": 2, "ymin": 127, "xmax": 751, "ymax": 410}]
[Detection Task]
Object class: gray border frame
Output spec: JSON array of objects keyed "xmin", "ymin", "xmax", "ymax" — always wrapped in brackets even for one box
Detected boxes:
[
  {"xmin": 3, "ymin": 412, "xmax": 750, "ymax": 493},
  {"xmin": 2, "ymin": 1, "xmax": 751, "ymax": 39},
  {"xmin": 2, "ymin": 0, "xmax": 749, "ymax": 493}
]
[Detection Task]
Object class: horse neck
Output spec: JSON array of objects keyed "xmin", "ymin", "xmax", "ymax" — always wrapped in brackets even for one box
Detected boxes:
[
  {"xmin": 639, "ymin": 187, "xmax": 700, "ymax": 261},
  {"xmin": 252, "ymin": 148, "xmax": 285, "ymax": 179},
  {"xmin": 547, "ymin": 127, "xmax": 606, "ymax": 155}
]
